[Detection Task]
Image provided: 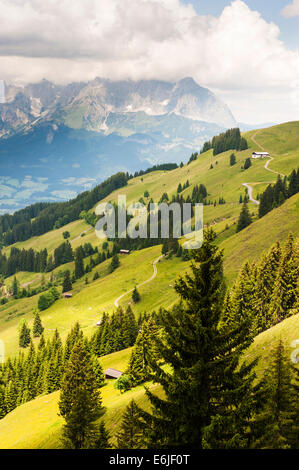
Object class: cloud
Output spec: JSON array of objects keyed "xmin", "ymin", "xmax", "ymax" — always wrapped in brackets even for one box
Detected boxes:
[
  {"xmin": 281, "ymin": 0, "xmax": 299, "ymax": 18},
  {"xmin": 0, "ymin": 0, "xmax": 298, "ymax": 122}
]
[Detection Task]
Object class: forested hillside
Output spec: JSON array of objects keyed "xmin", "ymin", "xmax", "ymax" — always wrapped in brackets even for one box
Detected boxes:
[{"xmin": 0, "ymin": 122, "xmax": 298, "ymax": 450}]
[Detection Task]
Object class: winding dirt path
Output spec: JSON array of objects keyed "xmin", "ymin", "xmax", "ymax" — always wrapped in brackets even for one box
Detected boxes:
[
  {"xmin": 242, "ymin": 183, "xmax": 259, "ymax": 205},
  {"xmin": 242, "ymin": 130, "xmax": 286, "ymax": 206},
  {"xmin": 114, "ymin": 254, "xmax": 164, "ymax": 308},
  {"xmin": 251, "ymin": 130, "xmax": 286, "ymax": 178}
]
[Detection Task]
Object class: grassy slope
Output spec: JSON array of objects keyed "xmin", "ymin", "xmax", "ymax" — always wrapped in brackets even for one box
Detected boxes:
[
  {"xmin": 0, "ymin": 121, "xmax": 298, "ymax": 448},
  {"xmin": 0, "ymin": 314, "xmax": 297, "ymax": 449},
  {"xmin": 1, "ymin": 121, "xmax": 298, "ymax": 358},
  {"xmin": 245, "ymin": 121, "xmax": 299, "ymax": 175},
  {"xmin": 222, "ymin": 193, "xmax": 299, "ymax": 283},
  {"xmin": 3, "ymin": 219, "xmax": 90, "ymax": 257},
  {"xmin": 0, "ymin": 245, "xmax": 190, "ymax": 357},
  {"xmin": 2, "ymin": 190, "xmax": 296, "ymax": 359}
]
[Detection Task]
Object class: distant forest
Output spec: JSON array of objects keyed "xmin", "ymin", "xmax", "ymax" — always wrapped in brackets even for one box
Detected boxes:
[{"xmin": 201, "ymin": 128, "xmax": 248, "ymax": 156}]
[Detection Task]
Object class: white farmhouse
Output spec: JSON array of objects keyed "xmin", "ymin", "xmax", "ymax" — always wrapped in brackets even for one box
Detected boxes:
[{"xmin": 252, "ymin": 151, "xmax": 270, "ymax": 159}]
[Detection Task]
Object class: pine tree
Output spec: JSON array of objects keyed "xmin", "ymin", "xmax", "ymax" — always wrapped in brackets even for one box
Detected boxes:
[
  {"xmin": 236, "ymin": 201, "xmax": 252, "ymax": 233},
  {"xmin": 252, "ymin": 340, "xmax": 299, "ymax": 449},
  {"xmin": 253, "ymin": 242, "xmax": 282, "ymax": 333},
  {"xmin": 117, "ymin": 400, "xmax": 144, "ymax": 449},
  {"xmin": 268, "ymin": 234, "xmax": 299, "ymax": 324},
  {"xmin": 12, "ymin": 276, "xmax": 19, "ymax": 298},
  {"xmin": 136, "ymin": 230, "xmax": 258, "ymax": 449},
  {"xmin": 62, "ymin": 270, "xmax": 72, "ymax": 293},
  {"xmin": 19, "ymin": 321, "xmax": 31, "ymax": 348},
  {"xmin": 122, "ymin": 306, "xmax": 138, "ymax": 348},
  {"xmin": 222, "ymin": 261, "xmax": 256, "ymax": 335},
  {"xmin": 110, "ymin": 254, "xmax": 120, "ymax": 272},
  {"xmin": 87, "ymin": 421, "xmax": 112, "ymax": 449},
  {"xmin": 230, "ymin": 153, "xmax": 236, "ymax": 166},
  {"xmin": 74, "ymin": 247, "xmax": 85, "ymax": 279},
  {"xmin": 126, "ymin": 318, "xmax": 158, "ymax": 386},
  {"xmin": 91, "ymin": 355, "xmax": 105, "ymax": 388},
  {"xmin": 244, "ymin": 157, "xmax": 252, "ymax": 170},
  {"xmin": 59, "ymin": 339, "xmax": 103, "ymax": 449},
  {"xmin": 132, "ymin": 286, "xmax": 141, "ymax": 303},
  {"xmin": 33, "ymin": 312, "xmax": 44, "ymax": 337}
]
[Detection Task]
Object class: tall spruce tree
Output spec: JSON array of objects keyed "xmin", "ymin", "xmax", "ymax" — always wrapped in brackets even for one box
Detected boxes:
[
  {"xmin": 74, "ymin": 247, "xmax": 85, "ymax": 279},
  {"xmin": 33, "ymin": 312, "xmax": 44, "ymax": 337},
  {"xmin": 19, "ymin": 321, "xmax": 31, "ymax": 348},
  {"xmin": 126, "ymin": 318, "xmax": 158, "ymax": 386},
  {"xmin": 117, "ymin": 400, "xmax": 145, "ymax": 449},
  {"xmin": 236, "ymin": 201, "xmax": 252, "ymax": 233},
  {"xmin": 110, "ymin": 254, "xmax": 120, "ymax": 272},
  {"xmin": 268, "ymin": 233, "xmax": 299, "ymax": 324},
  {"xmin": 252, "ymin": 340, "xmax": 299, "ymax": 449},
  {"xmin": 137, "ymin": 230, "xmax": 258, "ymax": 449},
  {"xmin": 62, "ymin": 270, "xmax": 72, "ymax": 293},
  {"xmin": 58, "ymin": 339, "xmax": 103, "ymax": 449},
  {"xmin": 222, "ymin": 261, "xmax": 256, "ymax": 335},
  {"xmin": 12, "ymin": 276, "xmax": 19, "ymax": 298},
  {"xmin": 253, "ymin": 242, "xmax": 282, "ymax": 333},
  {"xmin": 132, "ymin": 286, "xmax": 141, "ymax": 303},
  {"xmin": 87, "ymin": 421, "xmax": 112, "ymax": 449}
]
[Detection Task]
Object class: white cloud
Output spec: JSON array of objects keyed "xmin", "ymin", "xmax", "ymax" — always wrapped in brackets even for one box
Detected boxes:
[
  {"xmin": 282, "ymin": 0, "xmax": 299, "ymax": 18},
  {"xmin": 0, "ymin": 0, "xmax": 298, "ymax": 122}
]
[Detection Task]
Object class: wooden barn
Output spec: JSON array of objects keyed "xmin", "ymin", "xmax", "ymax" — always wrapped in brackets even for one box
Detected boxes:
[
  {"xmin": 105, "ymin": 368, "xmax": 123, "ymax": 379},
  {"xmin": 62, "ymin": 292, "xmax": 73, "ymax": 299},
  {"xmin": 119, "ymin": 249, "xmax": 130, "ymax": 255}
]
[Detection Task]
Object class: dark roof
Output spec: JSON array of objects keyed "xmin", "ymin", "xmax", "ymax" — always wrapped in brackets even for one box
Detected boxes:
[{"xmin": 105, "ymin": 368, "xmax": 123, "ymax": 379}]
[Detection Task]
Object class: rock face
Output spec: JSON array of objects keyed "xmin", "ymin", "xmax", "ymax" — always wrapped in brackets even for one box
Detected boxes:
[{"xmin": 0, "ymin": 77, "xmax": 236, "ymax": 137}]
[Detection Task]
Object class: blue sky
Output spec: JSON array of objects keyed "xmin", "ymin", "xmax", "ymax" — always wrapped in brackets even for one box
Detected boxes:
[{"xmin": 182, "ymin": 0, "xmax": 299, "ymax": 49}]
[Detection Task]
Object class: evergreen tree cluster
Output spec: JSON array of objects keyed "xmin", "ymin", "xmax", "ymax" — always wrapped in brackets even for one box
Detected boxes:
[
  {"xmin": 0, "ymin": 323, "xmax": 105, "ymax": 421},
  {"xmin": 125, "ymin": 231, "xmax": 298, "ymax": 450},
  {"xmin": 201, "ymin": 128, "xmax": 248, "ymax": 156},
  {"xmin": 222, "ymin": 233, "xmax": 298, "ymax": 335},
  {"xmin": 177, "ymin": 180, "xmax": 190, "ymax": 194},
  {"xmin": 259, "ymin": 169, "xmax": 299, "ymax": 218},
  {"xmin": 131, "ymin": 163, "xmax": 178, "ymax": 179},
  {"xmin": 90, "ymin": 307, "xmax": 139, "ymax": 357},
  {"xmin": 53, "ymin": 241, "xmax": 73, "ymax": 267},
  {"xmin": 188, "ymin": 152, "xmax": 199, "ymax": 164},
  {"xmin": 0, "ymin": 247, "xmax": 48, "ymax": 277}
]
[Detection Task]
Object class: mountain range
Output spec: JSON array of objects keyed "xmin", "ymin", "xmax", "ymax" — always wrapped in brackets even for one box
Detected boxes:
[{"xmin": 0, "ymin": 77, "xmax": 236, "ymax": 212}]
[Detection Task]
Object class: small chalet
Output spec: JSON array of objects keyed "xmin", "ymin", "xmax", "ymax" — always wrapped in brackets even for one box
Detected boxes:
[
  {"xmin": 62, "ymin": 292, "xmax": 73, "ymax": 299},
  {"xmin": 119, "ymin": 249, "xmax": 130, "ymax": 255},
  {"xmin": 105, "ymin": 368, "xmax": 123, "ymax": 379},
  {"xmin": 252, "ymin": 151, "xmax": 270, "ymax": 159}
]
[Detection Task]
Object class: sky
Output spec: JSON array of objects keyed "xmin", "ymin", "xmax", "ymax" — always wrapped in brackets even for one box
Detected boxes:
[{"xmin": 0, "ymin": 0, "xmax": 299, "ymax": 124}]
